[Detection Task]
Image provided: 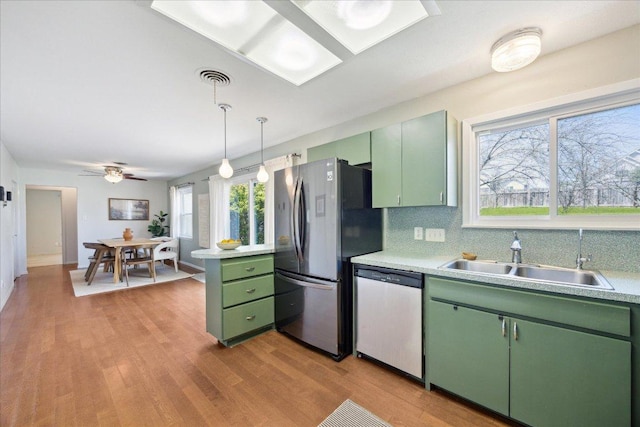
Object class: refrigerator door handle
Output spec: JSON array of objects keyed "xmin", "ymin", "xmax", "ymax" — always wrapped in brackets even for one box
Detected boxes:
[
  {"xmin": 298, "ymin": 179, "xmax": 307, "ymax": 260},
  {"xmin": 276, "ymin": 271, "xmax": 336, "ymax": 290},
  {"xmin": 292, "ymin": 177, "xmax": 302, "ymax": 262}
]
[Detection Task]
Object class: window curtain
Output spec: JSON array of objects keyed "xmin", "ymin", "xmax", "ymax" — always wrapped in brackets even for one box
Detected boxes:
[
  {"xmin": 208, "ymin": 174, "xmax": 229, "ymax": 246},
  {"xmin": 169, "ymin": 185, "xmax": 179, "ymax": 238},
  {"xmin": 263, "ymin": 155, "xmax": 296, "ymax": 244}
]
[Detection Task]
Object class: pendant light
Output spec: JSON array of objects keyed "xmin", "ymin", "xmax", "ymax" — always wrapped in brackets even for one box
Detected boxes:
[
  {"xmin": 256, "ymin": 117, "xmax": 269, "ymax": 183},
  {"xmin": 218, "ymin": 103, "xmax": 234, "ymax": 178}
]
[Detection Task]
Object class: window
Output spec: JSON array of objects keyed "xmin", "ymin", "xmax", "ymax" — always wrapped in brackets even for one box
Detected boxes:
[
  {"xmin": 177, "ymin": 185, "xmax": 193, "ymax": 238},
  {"xmin": 463, "ymin": 81, "xmax": 640, "ymax": 229},
  {"xmin": 227, "ymin": 176, "xmax": 265, "ymax": 245}
]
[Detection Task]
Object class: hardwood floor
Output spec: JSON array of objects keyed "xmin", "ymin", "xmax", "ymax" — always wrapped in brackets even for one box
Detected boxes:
[{"xmin": 1, "ymin": 264, "xmax": 514, "ymax": 427}]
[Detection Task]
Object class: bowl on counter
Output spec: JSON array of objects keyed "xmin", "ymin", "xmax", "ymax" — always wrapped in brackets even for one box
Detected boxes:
[{"xmin": 216, "ymin": 241, "xmax": 241, "ymax": 250}]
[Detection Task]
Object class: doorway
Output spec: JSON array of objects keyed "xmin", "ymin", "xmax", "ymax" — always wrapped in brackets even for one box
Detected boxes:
[{"xmin": 25, "ymin": 186, "xmax": 78, "ymax": 268}]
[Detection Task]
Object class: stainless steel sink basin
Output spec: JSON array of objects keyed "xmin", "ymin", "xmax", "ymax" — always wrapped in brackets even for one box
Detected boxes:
[
  {"xmin": 441, "ymin": 259, "xmax": 613, "ymax": 290},
  {"xmin": 512, "ymin": 265, "xmax": 613, "ymax": 289},
  {"xmin": 442, "ymin": 259, "xmax": 514, "ymax": 275}
]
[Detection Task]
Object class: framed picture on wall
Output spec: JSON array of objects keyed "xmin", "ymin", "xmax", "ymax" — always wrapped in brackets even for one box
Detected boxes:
[{"xmin": 108, "ymin": 198, "xmax": 149, "ymax": 220}]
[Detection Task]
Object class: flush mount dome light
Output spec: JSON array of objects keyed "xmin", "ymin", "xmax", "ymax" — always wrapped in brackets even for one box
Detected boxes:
[{"xmin": 491, "ymin": 27, "xmax": 542, "ymax": 72}]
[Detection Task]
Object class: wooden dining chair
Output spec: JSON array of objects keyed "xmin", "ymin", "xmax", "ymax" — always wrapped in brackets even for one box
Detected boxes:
[
  {"xmin": 122, "ymin": 244, "xmax": 156, "ymax": 286},
  {"xmin": 83, "ymin": 242, "xmax": 115, "ymax": 285}
]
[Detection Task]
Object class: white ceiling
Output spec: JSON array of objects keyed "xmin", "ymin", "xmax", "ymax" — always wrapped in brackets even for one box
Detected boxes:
[{"xmin": 1, "ymin": 0, "xmax": 639, "ymax": 180}]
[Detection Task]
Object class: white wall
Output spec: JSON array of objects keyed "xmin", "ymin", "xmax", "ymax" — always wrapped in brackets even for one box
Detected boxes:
[
  {"xmin": 17, "ymin": 168, "xmax": 169, "ymax": 273},
  {"xmin": 0, "ymin": 141, "xmax": 19, "ymax": 311},
  {"xmin": 26, "ymin": 189, "xmax": 63, "ymax": 256}
]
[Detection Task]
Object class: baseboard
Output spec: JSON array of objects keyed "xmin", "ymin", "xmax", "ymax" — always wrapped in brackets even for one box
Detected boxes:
[{"xmin": 179, "ymin": 260, "xmax": 204, "ymax": 272}]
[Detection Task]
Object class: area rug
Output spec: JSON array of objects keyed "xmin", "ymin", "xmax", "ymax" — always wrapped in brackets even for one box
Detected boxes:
[
  {"xmin": 69, "ymin": 268, "xmax": 194, "ymax": 297},
  {"xmin": 318, "ymin": 399, "xmax": 392, "ymax": 427},
  {"xmin": 193, "ymin": 272, "xmax": 205, "ymax": 283}
]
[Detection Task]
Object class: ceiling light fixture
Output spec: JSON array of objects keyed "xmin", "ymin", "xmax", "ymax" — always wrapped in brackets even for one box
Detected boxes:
[
  {"xmin": 104, "ymin": 166, "xmax": 123, "ymax": 183},
  {"xmin": 218, "ymin": 103, "xmax": 234, "ymax": 179},
  {"xmin": 292, "ymin": 0, "xmax": 435, "ymax": 54},
  {"xmin": 256, "ymin": 117, "xmax": 269, "ymax": 183},
  {"xmin": 491, "ymin": 27, "xmax": 542, "ymax": 72},
  {"xmin": 151, "ymin": 1, "xmax": 341, "ymax": 86}
]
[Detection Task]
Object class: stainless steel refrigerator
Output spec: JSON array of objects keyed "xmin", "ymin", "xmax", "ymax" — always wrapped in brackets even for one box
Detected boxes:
[{"xmin": 274, "ymin": 158, "xmax": 382, "ymax": 360}]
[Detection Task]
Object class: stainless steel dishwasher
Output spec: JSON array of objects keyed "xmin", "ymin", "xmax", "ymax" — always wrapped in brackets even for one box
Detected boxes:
[{"xmin": 354, "ymin": 265, "xmax": 424, "ymax": 380}]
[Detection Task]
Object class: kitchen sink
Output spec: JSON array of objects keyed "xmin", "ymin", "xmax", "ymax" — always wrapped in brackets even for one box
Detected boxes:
[
  {"xmin": 511, "ymin": 265, "xmax": 613, "ymax": 289},
  {"xmin": 442, "ymin": 259, "xmax": 515, "ymax": 275},
  {"xmin": 441, "ymin": 259, "xmax": 613, "ymax": 290}
]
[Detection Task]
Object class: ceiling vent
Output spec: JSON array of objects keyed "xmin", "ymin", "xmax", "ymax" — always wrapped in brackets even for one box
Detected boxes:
[{"xmin": 198, "ymin": 69, "xmax": 231, "ymax": 87}]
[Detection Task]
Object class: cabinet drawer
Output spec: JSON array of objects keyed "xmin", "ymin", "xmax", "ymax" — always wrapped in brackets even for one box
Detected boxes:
[
  {"xmin": 223, "ymin": 297, "xmax": 274, "ymax": 339},
  {"xmin": 223, "ymin": 274, "xmax": 274, "ymax": 308},
  {"xmin": 221, "ymin": 255, "xmax": 273, "ymax": 282},
  {"xmin": 428, "ymin": 277, "xmax": 630, "ymax": 337}
]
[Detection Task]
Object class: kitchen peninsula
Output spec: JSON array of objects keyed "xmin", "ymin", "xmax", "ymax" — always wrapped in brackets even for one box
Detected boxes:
[{"xmin": 192, "ymin": 245, "xmax": 275, "ymax": 347}]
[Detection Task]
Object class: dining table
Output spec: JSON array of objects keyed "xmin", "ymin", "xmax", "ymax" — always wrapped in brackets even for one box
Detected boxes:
[{"xmin": 98, "ymin": 238, "xmax": 162, "ymax": 283}]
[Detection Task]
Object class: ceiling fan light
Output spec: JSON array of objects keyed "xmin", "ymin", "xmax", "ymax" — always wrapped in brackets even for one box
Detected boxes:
[
  {"xmin": 104, "ymin": 167, "xmax": 123, "ymax": 183},
  {"xmin": 257, "ymin": 164, "xmax": 269, "ymax": 183},
  {"xmin": 491, "ymin": 27, "xmax": 542, "ymax": 72},
  {"xmin": 219, "ymin": 158, "xmax": 234, "ymax": 178}
]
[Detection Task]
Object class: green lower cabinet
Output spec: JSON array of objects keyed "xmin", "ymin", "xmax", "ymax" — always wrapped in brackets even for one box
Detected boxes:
[
  {"xmin": 510, "ymin": 318, "xmax": 630, "ymax": 427},
  {"xmin": 428, "ymin": 292, "xmax": 631, "ymax": 427},
  {"xmin": 429, "ymin": 301, "xmax": 509, "ymax": 415}
]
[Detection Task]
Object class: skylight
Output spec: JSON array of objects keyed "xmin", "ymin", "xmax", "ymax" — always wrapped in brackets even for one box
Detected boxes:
[{"xmin": 150, "ymin": 1, "xmax": 437, "ymax": 86}]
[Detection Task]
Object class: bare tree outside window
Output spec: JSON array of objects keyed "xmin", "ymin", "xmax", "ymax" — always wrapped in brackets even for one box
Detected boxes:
[
  {"xmin": 478, "ymin": 123, "xmax": 549, "ymax": 215},
  {"xmin": 557, "ymin": 103, "xmax": 640, "ymax": 214},
  {"xmin": 478, "ymin": 103, "xmax": 640, "ymax": 216}
]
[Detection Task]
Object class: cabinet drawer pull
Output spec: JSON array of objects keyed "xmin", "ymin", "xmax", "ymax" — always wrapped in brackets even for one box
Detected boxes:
[
  {"xmin": 397, "ymin": 195, "xmax": 401, "ymax": 205},
  {"xmin": 245, "ymin": 267, "xmax": 255, "ymax": 272},
  {"xmin": 245, "ymin": 315, "xmax": 256, "ymax": 321},
  {"xmin": 513, "ymin": 322, "xmax": 518, "ymax": 341},
  {"xmin": 246, "ymin": 288, "xmax": 256, "ymax": 294},
  {"xmin": 439, "ymin": 192, "xmax": 443, "ymax": 203},
  {"xmin": 501, "ymin": 318, "xmax": 506, "ymax": 337}
]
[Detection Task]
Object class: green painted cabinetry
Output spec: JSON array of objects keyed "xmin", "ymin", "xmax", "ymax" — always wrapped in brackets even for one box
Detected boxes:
[
  {"xmin": 427, "ymin": 277, "xmax": 631, "ymax": 427},
  {"xmin": 307, "ymin": 132, "xmax": 371, "ymax": 165},
  {"xmin": 371, "ymin": 110, "xmax": 457, "ymax": 208},
  {"xmin": 205, "ymin": 254, "xmax": 274, "ymax": 346}
]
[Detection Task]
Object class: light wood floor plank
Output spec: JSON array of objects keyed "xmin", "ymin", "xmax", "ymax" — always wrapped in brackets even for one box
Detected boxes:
[{"xmin": 1, "ymin": 265, "xmax": 516, "ymax": 426}]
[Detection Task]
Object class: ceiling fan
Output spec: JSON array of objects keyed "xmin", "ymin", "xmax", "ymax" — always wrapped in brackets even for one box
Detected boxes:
[{"xmin": 80, "ymin": 162, "xmax": 147, "ymax": 183}]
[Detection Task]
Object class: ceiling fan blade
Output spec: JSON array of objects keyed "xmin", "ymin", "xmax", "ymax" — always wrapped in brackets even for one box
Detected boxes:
[
  {"xmin": 124, "ymin": 175, "xmax": 148, "ymax": 181},
  {"xmin": 81, "ymin": 169, "xmax": 103, "ymax": 175}
]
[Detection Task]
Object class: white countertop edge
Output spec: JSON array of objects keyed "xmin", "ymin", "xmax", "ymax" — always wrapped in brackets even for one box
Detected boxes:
[
  {"xmin": 351, "ymin": 252, "xmax": 640, "ymax": 304},
  {"xmin": 191, "ymin": 244, "xmax": 275, "ymax": 259}
]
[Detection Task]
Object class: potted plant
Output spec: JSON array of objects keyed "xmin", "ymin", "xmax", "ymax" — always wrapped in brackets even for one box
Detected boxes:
[{"xmin": 148, "ymin": 210, "xmax": 169, "ymax": 237}]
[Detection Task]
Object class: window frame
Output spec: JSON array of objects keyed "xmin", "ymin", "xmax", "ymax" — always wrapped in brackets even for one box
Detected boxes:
[
  {"xmin": 462, "ymin": 79, "xmax": 640, "ymax": 230},
  {"xmin": 177, "ymin": 185, "xmax": 193, "ymax": 239},
  {"xmin": 223, "ymin": 172, "xmax": 265, "ymax": 245}
]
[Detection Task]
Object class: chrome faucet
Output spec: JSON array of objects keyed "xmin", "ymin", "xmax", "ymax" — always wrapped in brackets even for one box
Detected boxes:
[
  {"xmin": 510, "ymin": 231, "xmax": 522, "ymax": 264},
  {"xmin": 576, "ymin": 228, "xmax": 592, "ymax": 270}
]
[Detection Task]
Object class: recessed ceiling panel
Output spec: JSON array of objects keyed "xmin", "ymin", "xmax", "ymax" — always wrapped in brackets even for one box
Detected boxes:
[
  {"xmin": 291, "ymin": 0, "xmax": 430, "ymax": 54},
  {"xmin": 150, "ymin": 0, "xmax": 342, "ymax": 85}
]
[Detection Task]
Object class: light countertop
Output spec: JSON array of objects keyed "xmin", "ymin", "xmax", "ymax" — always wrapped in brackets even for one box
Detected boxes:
[
  {"xmin": 351, "ymin": 251, "xmax": 640, "ymax": 304},
  {"xmin": 191, "ymin": 244, "xmax": 275, "ymax": 260}
]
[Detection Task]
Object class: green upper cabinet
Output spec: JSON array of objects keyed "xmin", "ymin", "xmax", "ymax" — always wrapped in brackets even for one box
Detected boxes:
[
  {"xmin": 371, "ymin": 110, "xmax": 457, "ymax": 208},
  {"xmin": 371, "ymin": 123, "xmax": 402, "ymax": 207},
  {"xmin": 307, "ymin": 132, "xmax": 371, "ymax": 165}
]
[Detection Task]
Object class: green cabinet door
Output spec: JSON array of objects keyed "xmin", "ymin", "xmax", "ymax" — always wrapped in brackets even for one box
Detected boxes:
[
  {"xmin": 371, "ymin": 123, "xmax": 402, "ymax": 207},
  {"xmin": 335, "ymin": 132, "xmax": 371, "ymax": 165},
  {"xmin": 510, "ymin": 318, "xmax": 631, "ymax": 427},
  {"xmin": 428, "ymin": 300, "xmax": 510, "ymax": 415},
  {"xmin": 402, "ymin": 111, "xmax": 447, "ymax": 206},
  {"xmin": 307, "ymin": 141, "xmax": 337, "ymax": 162},
  {"xmin": 308, "ymin": 132, "xmax": 371, "ymax": 165}
]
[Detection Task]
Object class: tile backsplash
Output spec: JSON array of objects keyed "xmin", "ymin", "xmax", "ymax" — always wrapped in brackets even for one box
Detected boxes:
[{"xmin": 384, "ymin": 206, "xmax": 640, "ymax": 273}]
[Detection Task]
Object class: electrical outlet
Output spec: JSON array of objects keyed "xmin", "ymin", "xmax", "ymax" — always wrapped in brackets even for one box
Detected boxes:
[
  {"xmin": 425, "ymin": 228, "xmax": 446, "ymax": 242},
  {"xmin": 413, "ymin": 227, "xmax": 424, "ymax": 240}
]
